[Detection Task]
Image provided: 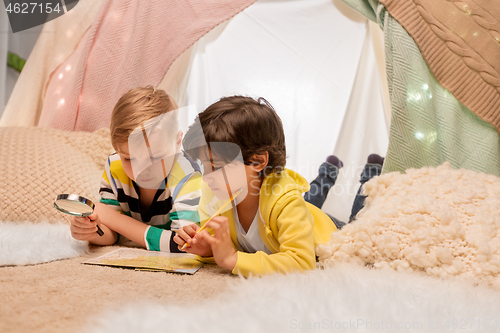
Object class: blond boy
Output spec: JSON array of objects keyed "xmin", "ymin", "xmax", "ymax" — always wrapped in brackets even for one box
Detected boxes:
[{"xmin": 70, "ymin": 87, "xmax": 201, "ymax": 252}]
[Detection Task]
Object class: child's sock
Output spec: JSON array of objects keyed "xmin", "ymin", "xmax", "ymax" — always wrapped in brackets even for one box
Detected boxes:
[
  {"xmin": 349, "ymin": 155, "xmax": 384, "ymax": 222},
  {"xmin": 304, "ymin": 155, "xmax": 343, "ymax": 209},
  {"xmin": 367, "ymin": 153, "xmax": 384, "ymax": 166},
  {"xmin": 326, "ymin": 155, "xmax": 343, "ymax": 169}
]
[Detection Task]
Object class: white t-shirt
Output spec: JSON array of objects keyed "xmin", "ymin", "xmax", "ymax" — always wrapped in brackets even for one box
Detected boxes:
[{"xmin": 232, "ymin": 204, "xmax": 271, "ymax": 254}]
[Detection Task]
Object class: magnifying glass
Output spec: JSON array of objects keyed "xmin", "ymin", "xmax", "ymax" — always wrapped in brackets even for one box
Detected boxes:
[{"xmin": 54, "ymin": 194, "xmax": 104, "ymax": 236}]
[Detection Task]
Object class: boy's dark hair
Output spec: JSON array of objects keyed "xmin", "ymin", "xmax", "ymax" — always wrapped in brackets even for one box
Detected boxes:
[{"xmin": 183, "ymin": 96, "xmax": 286, "ymax": 175}]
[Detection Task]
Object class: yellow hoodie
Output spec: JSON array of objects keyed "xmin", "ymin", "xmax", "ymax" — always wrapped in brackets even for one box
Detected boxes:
[{"xmin": 198, "ymin": 168, "xmax": 337, "ymax": 277}]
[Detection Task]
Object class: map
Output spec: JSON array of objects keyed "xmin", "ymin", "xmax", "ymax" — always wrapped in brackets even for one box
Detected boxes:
[{"xmin": 83, "ymin": 248, "xmax": 203, "ymax": 274}]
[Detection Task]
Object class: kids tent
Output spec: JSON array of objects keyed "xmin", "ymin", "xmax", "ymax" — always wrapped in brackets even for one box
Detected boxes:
[
  {"xmin": 0, "ymin": 0, "xmax": 390, "ymax": 221},
  {"xmin": 2, "ymin": 2, "xmax": 500, "ymax": 332}
]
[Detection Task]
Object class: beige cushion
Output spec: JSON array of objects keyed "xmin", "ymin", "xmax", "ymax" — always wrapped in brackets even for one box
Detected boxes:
[
  {"xmin": 317, "ymin": 163, "xmax": 500, "ymax": 289},
  {"xmin": 0, "ymin": 127, "xmax": 114, "ymax": 223}
]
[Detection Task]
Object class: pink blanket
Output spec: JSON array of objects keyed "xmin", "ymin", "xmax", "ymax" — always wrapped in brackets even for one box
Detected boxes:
[{"xmin": 39, "ymin": 0, "xmax": 256, "ymax": 131}]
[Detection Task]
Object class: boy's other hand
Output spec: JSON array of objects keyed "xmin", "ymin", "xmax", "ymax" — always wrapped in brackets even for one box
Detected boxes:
[
  {"xmin": 174, "ymin": 224, "xmax": 213, "ymax": 257},
  {"xmin": 197, "ymin": 216, "xmax": 237, "ymax": 271},
  {"xmin": 69, "ymin": 212, "xmax": 102, "ymax": 241}
]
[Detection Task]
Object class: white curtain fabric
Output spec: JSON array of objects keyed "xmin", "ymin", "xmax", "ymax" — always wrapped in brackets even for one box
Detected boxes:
[
  {"xmin": 174, "ymin": 0, "xmax": 389, "ymax": 221},
  {"xmin": 0, "ymin": 10, "xmax": 7, "ymax": 116},
  {"xmin": 325, "ymin": 22, "xmax": 390, "ymax": 221},
  {"xmin": 0, "ymin": 9, "xmax": 43, "ymax": 120}
]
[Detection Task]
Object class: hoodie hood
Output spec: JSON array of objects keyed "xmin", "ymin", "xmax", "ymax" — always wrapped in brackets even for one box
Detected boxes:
[
  {"xmin": 259, "ymin": 169, "xmax": 311, "ymax": 235},
  {"xmin": 261, "ymin": 168, "xmax": 310, "ymax": 197}
]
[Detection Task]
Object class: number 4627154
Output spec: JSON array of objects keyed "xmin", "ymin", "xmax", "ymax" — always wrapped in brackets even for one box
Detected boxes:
[{"xmin": 5, "ymin": 2, "xmax": 62, "ymax": 14}]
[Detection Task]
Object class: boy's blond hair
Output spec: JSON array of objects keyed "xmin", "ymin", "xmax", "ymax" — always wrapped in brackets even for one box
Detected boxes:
[{"xmin": 110, "ymin": 86, "xmax": 179, "ymax": 152}]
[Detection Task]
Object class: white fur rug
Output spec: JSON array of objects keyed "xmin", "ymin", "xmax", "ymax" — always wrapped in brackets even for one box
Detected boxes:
[
  {"xmin": 86, "ymin": 264, "xmax": 500, "ymax": 333},
  {"xmin": 0, "ymin": 221, "xmax": 88, "ymax": 266}
]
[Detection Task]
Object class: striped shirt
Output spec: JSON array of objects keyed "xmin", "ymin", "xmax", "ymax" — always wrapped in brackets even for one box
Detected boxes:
[{"xmin": 99, "ymin": 152, "xmax": 201, "ymax": 252}]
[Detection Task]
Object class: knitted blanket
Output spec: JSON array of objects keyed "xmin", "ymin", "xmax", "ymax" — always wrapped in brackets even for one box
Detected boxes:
[
  {"xmin": 341, "ymin": 0, "xmax": 500, "ymax": 176},
  {"xmin": 380, "ymin": 0, "xmax": 500, "ymax": 133}
]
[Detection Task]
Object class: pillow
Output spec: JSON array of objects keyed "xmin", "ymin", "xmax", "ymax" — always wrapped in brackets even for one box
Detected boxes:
[
  {"xmin": 317, "ymin": 163, "xmax": 500, "ymax": 289},
  {"xmin": 0, "ymin": 127, "xmax": 114, "ymax": 223}
]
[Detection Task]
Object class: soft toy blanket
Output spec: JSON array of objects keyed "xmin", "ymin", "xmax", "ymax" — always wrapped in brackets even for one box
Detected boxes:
[{"xmin": 318, "ymin": 163, "xmax": 500, "ymax": 290}]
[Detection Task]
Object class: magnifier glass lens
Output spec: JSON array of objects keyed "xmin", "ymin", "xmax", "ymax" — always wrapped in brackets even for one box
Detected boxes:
[{"xmin": 55, "ymin": 199, "xmax": 93, "ymax": 216}]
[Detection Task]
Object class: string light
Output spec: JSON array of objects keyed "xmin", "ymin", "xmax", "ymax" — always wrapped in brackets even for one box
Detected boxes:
[{"xmin": 463, "ymin": 4, "xmax": 471, "ymax": 15}]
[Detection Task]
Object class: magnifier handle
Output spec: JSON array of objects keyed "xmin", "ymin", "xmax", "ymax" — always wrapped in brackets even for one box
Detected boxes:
[
  {"xmin": 87, "ymin": 216, "xmax": 104, "ymax": 237},
  {"xmin": 96, "ymin": 225, "xmax": 104, "ymax": 236}
]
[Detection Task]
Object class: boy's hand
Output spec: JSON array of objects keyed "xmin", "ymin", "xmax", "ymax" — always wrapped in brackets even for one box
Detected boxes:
[
  {"xmin": 197, "ymin": 216, "xmax": 237, "ymax": 271},
  {"xmin": 69, "ymin": 212, "xmax": 102, "ymax": 241},
  {"xmin": 174, "ymin": 224, "xmax": 213, "ymax": 257}
]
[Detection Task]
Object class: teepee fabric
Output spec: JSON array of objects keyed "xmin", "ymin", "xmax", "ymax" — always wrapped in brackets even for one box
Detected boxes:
[{"xmin": 37, "ymin": 0, "xmax": 256, "ymax": 131}]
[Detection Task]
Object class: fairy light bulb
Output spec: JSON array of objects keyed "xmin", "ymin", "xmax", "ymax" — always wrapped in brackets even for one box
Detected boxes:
[{"xmin": 463, "ymin": 4, "xmax": 471, "ymax": 15}]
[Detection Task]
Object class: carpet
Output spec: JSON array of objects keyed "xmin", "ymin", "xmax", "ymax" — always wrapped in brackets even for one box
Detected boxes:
[
  {"xmin": 0, "ymin": 243, "xmax": 235, "ymax": 333},
  {"xmin": 85, "ymin": 263, "xmax": 500, "ymax": 333}
]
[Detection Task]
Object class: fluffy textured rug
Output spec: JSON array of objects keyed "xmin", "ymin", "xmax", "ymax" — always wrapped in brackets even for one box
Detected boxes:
[
  {"xmin": 318, "ymin": 163, "xmax": 500, "ymax": 289},
  {"xmin": 85, "ymin": 264, "xmax": 500, "ymax": 333},
  {"xmin": 0, "ymin": 221, "xmax": 88, "ymax": 266}
]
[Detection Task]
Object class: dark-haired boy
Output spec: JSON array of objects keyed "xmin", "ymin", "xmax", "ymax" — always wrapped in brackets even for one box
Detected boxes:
[{"xmin": 174, "ymin": 96, "xmax": 337, "ymax": 276}]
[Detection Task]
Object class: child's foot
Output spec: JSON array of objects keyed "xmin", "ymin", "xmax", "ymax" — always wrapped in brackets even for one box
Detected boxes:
[
  {"xmin": 326, "ymin": 155, "xmax": 343, "ymax": 169},
  {"xmin": 367, "ymin": 154, "xmax": 384, "ymax": 166}
]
